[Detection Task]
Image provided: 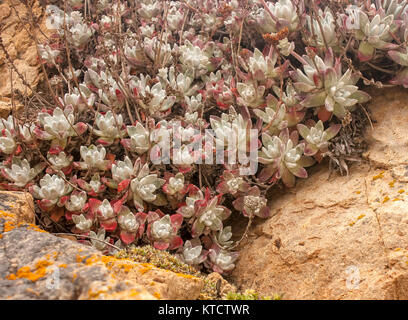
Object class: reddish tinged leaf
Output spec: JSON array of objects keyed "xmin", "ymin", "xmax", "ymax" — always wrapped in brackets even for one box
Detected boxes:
[
  {"xmin": 317, "ymin": 107, "xmax": 332, "ymax": 122},
  {"xmin": 169, "ymin": 236, "xmax": 183, "ymax": 250},
  {"xmin": 314, "ymin": 151, "xmax": 323, "ymax": 163},
  {"xmin": 58, "ymin": 195, "xmax": 69, "ymax": 207},
  {"xmin": 48, "ymin": 146, "xmax": 63, "ymax": 155},
  {"xmin": 232, "ymin": 196, "xmax": 244, "ymax": 211},
  {"xmin": 120, "ymin": 139, "xmax": 131, "ymax": 149},
  {"xmin": 154, "ymin": 241, "xmax": 170, "ymax": 251},
  {"xmin": 118, "ymin": 179, "xmax": 130, "ymax": 193},
  {"xmin": 216, "ymin": 101, "xmax": 230, "ymax": 110},
  {"xmin": 96, "ymin": 138, "xmax": 112, "ymax": 146},
  {"xmin": 75, "ymin": 122, "xmax": 88, "ymax": 135},
  {"xmin": 120, "ymin": 231, "xmax": 136, "ymax": 245},
  {"xmin": 170, "ymin": 213, "xmax": 183, "ymax": 228},
  {"xmin": 50, "ymin": 206, "xmax": 65, "ymax": 222},
  {"xmin": 88, "ymin": 198, "xmax": 102, "ymax": 213},
  {"xmin": 100, "ymin": 218, "xmax": 117, "ymax": 232}
]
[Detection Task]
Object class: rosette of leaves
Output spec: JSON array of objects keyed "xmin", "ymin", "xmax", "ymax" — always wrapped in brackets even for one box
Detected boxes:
[
  {"xmin": 146, "ymin": 211, "xmax": 184, "ymax": 250},
  {"xmin": 291, "ymin": 49, "xmax": 370, "ymax": 119},
  {"xmin": 297, "ymin": 120, "xmax": 341, "ymax": 158},
  {"xmin": 233, "ymin": 186, "xmax": 271, "ymax": 218},
  {"xmin": 34, "ymin": 106, "xmax": 87, "ymax": 150},
  {"xmin": 204, "ymin": 244, "xmax": 239, "ymax": 275},
  {"xmin": 1, "ymin": 158, "xmax": 45, "ymax": 188},
  {"xmin": 29, "ymin": 174, "xmax": 73, "ymax": 211},
  {"xmin": 258, "ymin": 128, "xmax": 315, "ymax": 187}
]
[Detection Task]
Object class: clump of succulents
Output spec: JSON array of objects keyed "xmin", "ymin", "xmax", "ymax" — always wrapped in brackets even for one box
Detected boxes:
[{"xmin": 5, "ymin": 0, "xmax": 407, "ymax": 275}]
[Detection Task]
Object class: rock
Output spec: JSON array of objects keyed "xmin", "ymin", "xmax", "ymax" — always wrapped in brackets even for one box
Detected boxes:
[
  {"xmin": 0, "ymin": 0, "xmax": 49, "ymax": 117},
  {"xmin": 0, "ymin": 204, "xmax": 203, "ymax": 300},
  {"xmin": 206, "ymin": 272, "xmax": 237, "ymax": 298},
  {"xmin": 0, "ymin": 191, "xmax": 35, "ymax": 225},
  {"xmin": 230, "ymin": 87, "xmax": 408, "ymax": 300}
]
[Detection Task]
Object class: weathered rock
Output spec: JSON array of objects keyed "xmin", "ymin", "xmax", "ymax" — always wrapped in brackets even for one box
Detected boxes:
[
  {"xmin": 0, "ymin": 198, "xmax": 203, "ymax": 300},
  {"xmin": 0, "ymin": 191, "xmax": 35, "ymax": 225},
  {"xmin": 0, "ymin": 0, "xmax": 49, "ymax": 117},
  {"xmin": 231, "ymin": 87, "xmax": 408, "ymax": 300}
]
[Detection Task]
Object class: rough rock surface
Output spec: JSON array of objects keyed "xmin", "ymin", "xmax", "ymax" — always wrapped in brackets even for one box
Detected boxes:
[
  {"xmin": 0, "ymin": 0, "xmax": 48, "ymax": 117},
  {"xmin": 231, "ymin": 87, "xmax": 408, "ymax": 300},
  {"xmin": 0, "ymin": 192, "xmax": 203, "ymax": 300}
]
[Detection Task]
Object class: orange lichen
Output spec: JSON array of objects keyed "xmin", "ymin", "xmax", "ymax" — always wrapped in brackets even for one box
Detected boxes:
[
  {"xmin": 3, "ymin": 221, "xmax": 16, "ymax": 232},
  {"xmin": 0, "ymin": 211, "xmax": 15, "ymax": 219},
  {"xmin": 175, "ymin": 272, "xmax": 198, "ymax": 279},
  {"xmin": 373, "ymin": 171, "xmax": 385, "ymax": 181},
  {"xmin": 357, "ymin": 214, "xmax": 365, "ymax": 220},
  {"xmin": 393, "ymin": 198, "xmax": 402, "ymax": 201},
  {"xmin": 76, "ymin": 254, "xmax": 86, "ymax": 263},
  {"xmin": 389, "ymin": 179, "xmax": 396, "ymax": 187},
  {"xmin": 85, "ymin": 255, "xmax": 100, "ymax": 265},
  {"xmin": 398, "ymin": 189, "xmax": 405, "ymax": 194},
  {"xmin": 58, "ymin": 264, "xmax": 67, "ymax": 268},
  {"xmin": 88, "ymin": 287, "xmax": 109, "ymax": 299},
  {"xmin": 153, "ymin": 292, "xmax": 161, "ymax": 299},
  {"xmin": 139, "ymin": 263, "xmax": 154, "ymax": 274},
  {"xmin": 6, "ymin": 259, "xmax": 53, "ymax": 282},
  {"xmin": 1, "ymin": 216, "xmax": 47, "ymax": 234},
  {"xmin": 383, "ymin": 196, "xmax": 390, "ymax": 203},
  {"xmin": 355, "ymin": 191, "xmax": 361, "ymax": 194}
]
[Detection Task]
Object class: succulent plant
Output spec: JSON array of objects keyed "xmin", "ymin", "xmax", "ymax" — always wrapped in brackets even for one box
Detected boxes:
[
  {"xmin": 146, "ymin": 211, "xmax": 183, "ymax": 250},
  {"xmin": 75, "ymin": 145, "xmax": 110, "ymax": 171},
  {"xmin": 210, "ymin": 106, "xmax": 253, "ymax": 153},
  {"xmin": 29, "ymin": 174, "xmax": 73, "ymax": 210},
  {"xmin": 89, "ymin": 229, "xmax": 111, "ymax": 252},
  {"xmin": 291, "ymin": 49, "xmax": 370, "ymax": 119},
  {"xmin": 117, "ymin": 206, "xmax": 147, "ymax": 244},
  {"xmin": 242, "ymin": 48, "xmax": 286, "ymax": 82},
  {"xmin": 37, "ymin": 44, "xmax": 60, "ymax": 64},
  {"xmin": 204, "ymin": 244, "xmax": 239, "ymax": 274},
  {"xmin": 354, "ymin": 11, "xmax": 398, "ymax": 61},
  {"xmin": 259, "ymin": 129, "xmax": 314, "ymax": 187},
  {"xmin": 178, "ymin": 40, "xmax": 220, "ymax": 78},
  {"xmin": 191, "ymin": 188, "xmax": 231, "ymax": 238},
  {"xmin": 0, "ymin": 130, "xmax": 17, "ymax": 155},
  {"xmin": 130, "ymin": 162, "xmax": 165, "ymax": 210},
  {"xmin": 305, "ymin": 8, "xmax": 338, "ymax": 49},
  {"xmin": 65, "ymin": 190, "xmax": 87, "ymax": 213},
  {"xmin": 1, "ymin": 158, "xmax": 44, "ymax": 188},
  {"xmin": 233, "ymin": 186, "xmax": 271, "ymax": 218},
  {"xmin": 236, "ymin": 81, "xmax": 266, "ymax": 108},
  {"xmin": 35, "ymin": 106, "xmax": 87, "ymax": 149},
  {"xmin": 89, "ymin": 198, "xmax": 118, "ymax": 232},
  {"xmin": 214, "ymin": 226, "xmax": 234, "ymax": 248},
  {"xmin": 72, "ymin": 213, "xmax": 93, "ymax": 233},
  {"xmin": 121, "ymin": 123, "xmax": 150, "ymax": 154},
  {"xmin": 255, "ymin": 0, "xmax": 300, "ymax": 34},
  {"xmin": 162, "ymin": 172, "xmax": 187, "ymax": 196},
  {"xmin": 92, "ymin": 111, "xmax": 126, "ymax": 146},
  {"xmin": 75, "ymin": 173, "xmax": 106, "ymax": 196},
  {"xmin": 297, "ymin": 120, "xmax": 341, "ymax": 156},
  {"xmin": 47, "ymin": 151, "xmax": 73, "ymax": 173},
  {"xmin": 132, "ymin": 75, "xmax": 176, "ymax": 116},
  {"xmin": 178, "ymin": 240, "xmax": 208, "ymax": 266},
  {"xmin": 216, "ymin": 168, "xmax": 250, "ymax": 196}
]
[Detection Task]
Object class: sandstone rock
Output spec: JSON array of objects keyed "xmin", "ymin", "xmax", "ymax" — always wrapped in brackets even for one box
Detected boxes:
[
  {"xmin": 0, "ymin": 0, "xmax": 49, "ymax": 117},
  {"xmin": 0, "ymin": 204, "xmax": 203, "ymax": 300},
  {"xmin": 0, "ymin": 191, "xmax": 35, "ymax": 225},
  {"xmin": 231, "ymin": 87, "xmax": 408, "ymax": 300}
]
